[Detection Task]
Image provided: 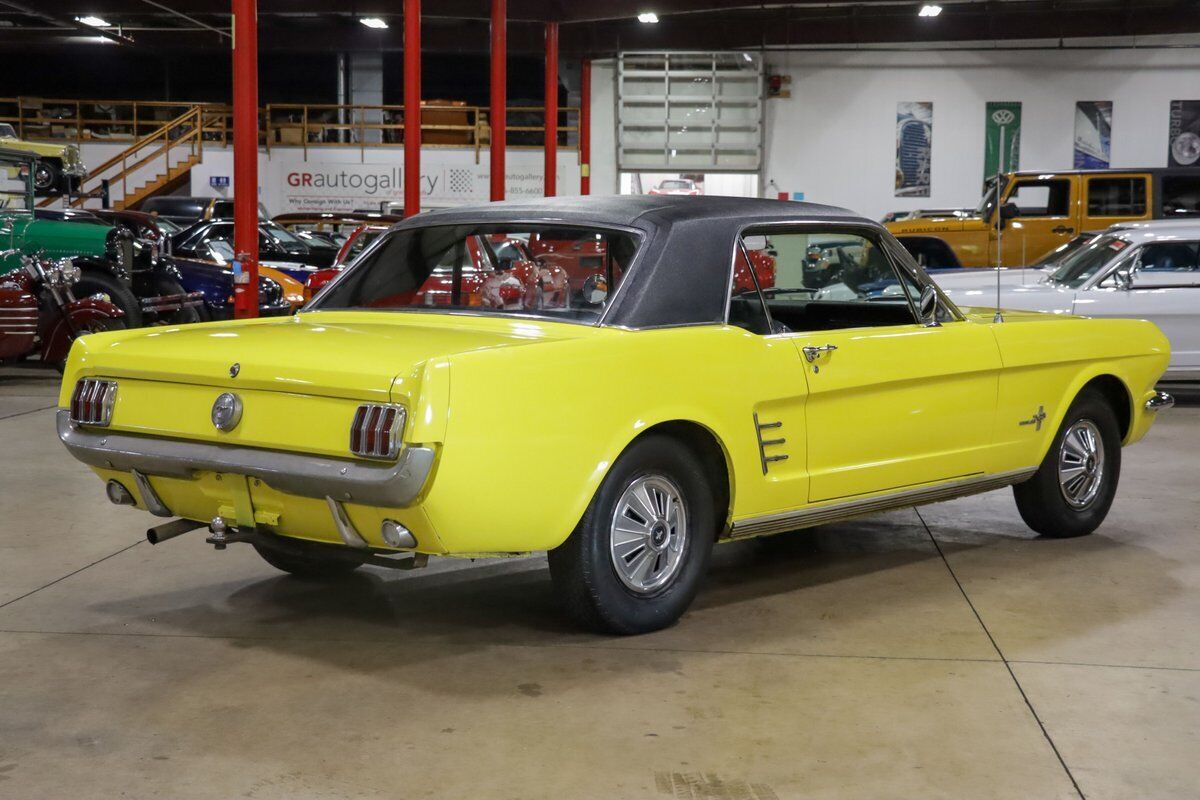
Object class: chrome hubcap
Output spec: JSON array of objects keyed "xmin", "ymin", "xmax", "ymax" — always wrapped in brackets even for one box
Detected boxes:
[
  {"xmin": 609, "ymin": 475, "xmax": 688, "ymax": 594},
  {"xmin": 1058, "ymin": 419, "xmax": 1105, "ymax": 509}
]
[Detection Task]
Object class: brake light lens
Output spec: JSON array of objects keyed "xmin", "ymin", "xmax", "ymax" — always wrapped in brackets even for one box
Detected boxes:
[
  {"xmin": 70, "ymin": 378, "xmax": 118, "ymax": 426},
  {"xmin": 350, "ymin": 404, "xmax": 406, "ymax": 460}
]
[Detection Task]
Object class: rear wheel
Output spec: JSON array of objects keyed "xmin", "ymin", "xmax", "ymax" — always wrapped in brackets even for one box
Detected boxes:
[
  {"xmin": 547, "ymin": 435, "xmax": 717, "ymax": 634},
  {"xmin": 1013, "ymin": 389, "xmax": 1122, "ymax": 538},
  {"xmin": 252, "ymin": 539, "xmax": 365, "ymax": 580},
  {"xmin": 74, "ymin": 270, "xmax": 143, "ymax": 328}
]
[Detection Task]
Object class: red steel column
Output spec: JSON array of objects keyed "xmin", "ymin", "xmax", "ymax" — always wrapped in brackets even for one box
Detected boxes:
[
  {"xmin": 403, "ymin": 0, "xmax": 421, "ymax": 217},
  {"xmin": 580, "ymin": 59, "xmax": 591, "ymax": 195},
  {"xmin": 231, "ymin": 0, "xmax": 259, "ymax": 318},
  {"xmin": 489, "ymin": 0, "xmax": 506, "ymax": 201},
  {"xmin": 543, "ymin": 21, "xmax": 558, "ymax": 197}
]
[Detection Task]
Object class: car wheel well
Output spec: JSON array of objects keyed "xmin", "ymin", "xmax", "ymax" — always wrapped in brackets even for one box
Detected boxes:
[
  {"xmin": 632, "ymin": 421, "xmax": 731, "ymax": 538},
  {"xmin": 1080, "ymin": 375, "xmax": 1131, "ymax": 441},
  {"xmin": 898, "ymin": 237, "xmax": 961, "ymax": 269}
]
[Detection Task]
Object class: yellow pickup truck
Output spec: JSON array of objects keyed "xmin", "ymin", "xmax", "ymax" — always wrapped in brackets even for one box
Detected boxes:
[{"xmin": 886, "ymin": 168, "xmax": 1200, "ymax": 268}]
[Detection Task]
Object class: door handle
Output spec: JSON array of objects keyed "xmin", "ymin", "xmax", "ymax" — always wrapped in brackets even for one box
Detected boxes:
[
  {"xmin": 1051, "ymin": 225, "xmax": 1075, "ymax": 235},
  {"xmin": 802, "ymin": 344, "xmax": 838, "ymax": 362}
]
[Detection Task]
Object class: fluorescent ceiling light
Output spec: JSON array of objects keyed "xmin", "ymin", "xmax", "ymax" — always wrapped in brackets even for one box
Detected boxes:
[
  {"xmin": 75, "ymin": 15, "xmax": 110, "ymax": 27},
  {"xmin": 359, "ymin": 17, "xmax": 388, "ymax": 29},
  {"xmin": 637, "ymin": 12, "xmax": 659, "ymax": 24},
  {"xmin": 918, "ymin": 4, "xmax": 943, "ymax": 16}
]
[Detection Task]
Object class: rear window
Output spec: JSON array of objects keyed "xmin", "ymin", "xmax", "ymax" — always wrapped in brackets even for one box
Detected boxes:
[
  {"xmin": 1163, "ymin": 176, "xmax": 1200, "ymax": 218},
  {"xmin": 313, "ymin": 224, "xmax": 640, "ymax": 324},
  {"xmin": 1088, "ymin": 177, "xmax": 1147, "ymax": 217}
]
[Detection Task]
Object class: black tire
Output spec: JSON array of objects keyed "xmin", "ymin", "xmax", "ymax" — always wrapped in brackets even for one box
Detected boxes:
[
  {"xmin": 547, "ymin": 435, "xmax": 717, "ymax": 634},
  {"xmin": 1013, "ymin": 389, "xmax": 1122, "ymax": 538},
  {"xmin": 252, "ymin": 539, "xmax": 365, "ymax": 580},
  {"xmin": 51, "ymin": 314, "xmax": 127, "ymax": 373},
  {"xmin": 33, "ymin": 159, "xmax": 61, "ymax": 193},
  {"xmin": 74, "ymin": 270, "xmax": 143, "ymax": 328},
  {"xmin": 150, "ymin": 275, "xmax": 201, "ymax": 325}
]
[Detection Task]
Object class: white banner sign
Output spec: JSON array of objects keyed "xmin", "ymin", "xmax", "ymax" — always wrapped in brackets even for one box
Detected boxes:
[{"xmin": 265, "ymin": 151, "xmax": 576, "ymax": 214}]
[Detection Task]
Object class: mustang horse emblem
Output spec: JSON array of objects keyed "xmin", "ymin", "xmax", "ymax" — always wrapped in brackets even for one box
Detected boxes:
[{"xmin": 1020, "ymin": 405, "xmax": 1048, "ymax": 431}]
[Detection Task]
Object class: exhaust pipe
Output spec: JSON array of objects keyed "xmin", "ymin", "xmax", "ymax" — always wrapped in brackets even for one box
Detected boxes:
[{"xmin": 147, "ymin": 518, "xmax": 206, "ymax": 545}]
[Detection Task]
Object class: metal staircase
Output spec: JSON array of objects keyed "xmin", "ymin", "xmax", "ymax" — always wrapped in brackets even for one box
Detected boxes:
[{"xmin": 40, "ymin": 105, "xmax": 226, "ymax": 210}]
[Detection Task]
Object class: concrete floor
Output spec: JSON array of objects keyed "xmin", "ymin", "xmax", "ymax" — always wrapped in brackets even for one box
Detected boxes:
[{"xmin": 1, "ymin": 367, "xmax": 1197, "ymax": 800}]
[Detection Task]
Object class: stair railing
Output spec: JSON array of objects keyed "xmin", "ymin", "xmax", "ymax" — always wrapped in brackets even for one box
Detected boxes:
[{"xmin": 48, "ymin": 105, "xmax": 206, "ymax": 209}]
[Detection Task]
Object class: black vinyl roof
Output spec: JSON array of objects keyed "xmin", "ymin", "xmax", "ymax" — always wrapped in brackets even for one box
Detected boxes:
[
  {"xmin": 404, "ymin": 194, "xmax": 863, "ymax": 232},
  {"xmin": 391, "ymin": 195, "xmax": 874, "ymax": 329}
]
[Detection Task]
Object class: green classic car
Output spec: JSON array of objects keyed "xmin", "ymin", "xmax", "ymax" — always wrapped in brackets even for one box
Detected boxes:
[{"xmin": 1, "ymin": 148, "xmax": 129, "ymax": 279}]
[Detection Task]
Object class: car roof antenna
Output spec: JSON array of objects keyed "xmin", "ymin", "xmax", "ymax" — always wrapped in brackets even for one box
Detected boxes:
[{"xmin": 993, "ymin": 126, "xmax": 1007, "ymax": 324}]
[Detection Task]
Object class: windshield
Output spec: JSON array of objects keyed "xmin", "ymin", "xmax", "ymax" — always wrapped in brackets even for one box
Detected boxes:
[
  {"xmin": 659, "ymin": 180, "xmax": 690, "ymax": 189},
  {"xmin": 1050, "ymin": 234, "xmax": 1130, "ymax": 288},
  {"xmin": 155, "ymin": 217, "xmax": 182, "ymax": 235},
  {"xmin": 0, "ymin": 124, "xmax": 15, "ymax": 138},
  {"xmin": 1032, "ymin": 234, "xmax": 1095, "ymax": 270},
  {"xmin": 342, "ymin": 229, "xmax": 384, "ymax": 264},
  {"xmin": 314, "ymin": 224, "xmax": 640, "ymax": 324},
  {"xmin": 262, "ymin": 221, "xmax": 306, "ymax": 246}
]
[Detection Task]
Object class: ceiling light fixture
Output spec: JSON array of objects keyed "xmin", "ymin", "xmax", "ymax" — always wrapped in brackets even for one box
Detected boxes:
[
  {"xmin": 76, "ymin": 15, "xmax": 110, "ymax": 27},
  {"xmin": 359, "ymin": 17, "xmax": 388, "ymax": 29},
  {"xmin": 637, "ymin": 12, "xmax": 659, "ymax": 24},
  {"xmin": 918, "ymin": 4, "xmax": 943, "ymax": 17}
]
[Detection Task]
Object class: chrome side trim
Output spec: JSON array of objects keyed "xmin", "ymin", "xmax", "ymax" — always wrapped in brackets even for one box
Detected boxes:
[
  {"xmin": 57, "ymin": 410, "xmax": 436, "ymax": 508},
  {"xmin": 728, "ymin": 468, "xmax": 1038, "ymax": 540},
  {"xmin": 1145, "ymin": 391, "xmax": 1175, "ymax": 412},
  {"xmin": 131, "ymin": 469, "xmax": 173, "ymax": 517},
  {"xmin": 326, "ymin": 496, "xmax": 369, "ymax": 549}
]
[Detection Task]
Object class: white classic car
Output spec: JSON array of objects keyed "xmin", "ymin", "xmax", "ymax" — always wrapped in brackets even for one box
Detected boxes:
[{"xmin": 936, "ymin": 221, "xmax": 1200, "ymax": 383}]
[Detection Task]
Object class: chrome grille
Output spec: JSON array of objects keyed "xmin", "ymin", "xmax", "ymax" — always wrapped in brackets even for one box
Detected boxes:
[
  {"xmin": 70, "ymin": 378, "xmax": 118, "ymax": 426},
  {"xmin": 349, "ymin": 404, "xmax": 406, "ymax": 460}
]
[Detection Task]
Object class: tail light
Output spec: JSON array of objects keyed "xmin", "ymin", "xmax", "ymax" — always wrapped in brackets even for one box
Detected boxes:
[
  {"xmin": 350, "ymin": 404, "xmax": 406, "ymax": 460},
  {"xmin": 70, "ymin": 378, "xmax": 118, "ymax": 426}
]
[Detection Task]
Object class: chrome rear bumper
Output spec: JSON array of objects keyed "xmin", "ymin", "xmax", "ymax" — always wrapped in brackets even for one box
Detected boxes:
[{"xmin": 56, "ymin": 409, "xmax": 435, "ymax": 508}]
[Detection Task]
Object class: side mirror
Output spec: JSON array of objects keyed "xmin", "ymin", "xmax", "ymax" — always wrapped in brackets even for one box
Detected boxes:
[
  {"xmin": 1113, "ymin": 267, "xmax": 1132, "ymax": 290},
  {"xmin": 998, "ymin": 203, "xmax": 1020, "ymax": 228},
  {"xmin": 918, "ymin": 283, "xmax": 940, "ymax": 326}
]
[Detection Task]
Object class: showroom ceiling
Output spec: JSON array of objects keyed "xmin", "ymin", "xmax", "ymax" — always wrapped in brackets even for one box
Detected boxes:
[{"xmin": 4, "ymin": 0, "xmax": 1200, "ymax": 53}]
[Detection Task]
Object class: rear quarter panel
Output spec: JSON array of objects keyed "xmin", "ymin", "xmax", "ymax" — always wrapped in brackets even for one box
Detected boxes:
[{"xmin": 419, "ymin": 325, "xmax": 806, "ymax": 554}]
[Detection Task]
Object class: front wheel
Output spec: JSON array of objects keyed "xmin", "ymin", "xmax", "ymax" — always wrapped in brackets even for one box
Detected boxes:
[
  {"xmin": 74, "ymin": 270, "xmax": 143, "ymax": 328},
  {"xmin": 1013, "ymin": 389, "xmax": 1122, "ymax": 538},
  {"xmin": 547, "ymin": 435, "xmax": 717, "ymax": 634}
]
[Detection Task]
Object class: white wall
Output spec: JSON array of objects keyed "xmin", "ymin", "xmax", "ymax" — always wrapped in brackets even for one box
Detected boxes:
[
  {"xmin": 762, "ymin": 47, "xmax": 1200, "ymax": 221},
  {"xmin": 590, "ymin": 59, "xmax": 619, "ymax": 195}
]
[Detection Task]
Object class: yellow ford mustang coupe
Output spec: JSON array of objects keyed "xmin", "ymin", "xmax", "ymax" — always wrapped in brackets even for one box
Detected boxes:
[{"xmin": 57, "ymin": 196, "xmax": 1174, "ymax": 634}]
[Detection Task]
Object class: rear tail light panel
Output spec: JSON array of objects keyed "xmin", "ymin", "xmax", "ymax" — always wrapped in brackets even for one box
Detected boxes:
[
  {"xmin": 70, "ymin": 378, "xmax": 118, "ymax": 426},
  {"xmin": 350, "ymin": 404, "xmax": 406, "ymax": 460}
]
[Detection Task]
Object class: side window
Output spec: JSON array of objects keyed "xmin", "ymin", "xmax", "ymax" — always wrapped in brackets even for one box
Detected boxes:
[
  {"xmin": 1088, "ymin": 178, "xmax": 1147, "ymax": 217},
  {"xmin": 1162, "ymin": 176, "xmax": 1200, "ymax": 218},
  {"xmin": 1008, "ymin": 179, "xmax": 1071, "ymax": 217},
  {"xmin": 737, "ymin": 229, "xmax": 917, "ymax": 334},
  {"xmin": 1137, "ymin": 242, "xmax": 1199, "ymax": 272}
]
